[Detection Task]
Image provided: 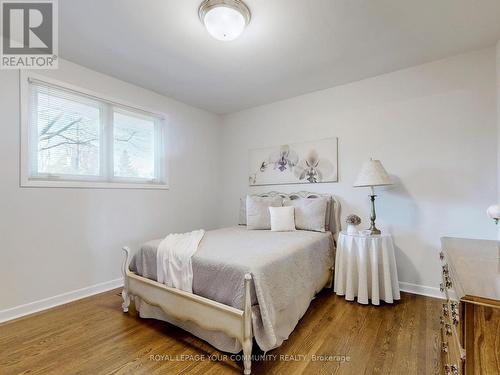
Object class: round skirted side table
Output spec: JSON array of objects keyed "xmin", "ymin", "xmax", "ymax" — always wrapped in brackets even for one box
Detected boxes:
[{"xmin": 334, "ymin": 231, "xmax": 401, "ymax": 305}]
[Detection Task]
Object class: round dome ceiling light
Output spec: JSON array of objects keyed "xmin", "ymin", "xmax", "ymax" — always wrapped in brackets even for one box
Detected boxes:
[{"xmin": 199, "ymin": 0, "xmax": 251, "ymax": 41}]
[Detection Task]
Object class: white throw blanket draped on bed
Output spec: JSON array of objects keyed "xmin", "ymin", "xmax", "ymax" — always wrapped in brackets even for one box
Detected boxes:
[{"xmin": 156, "ymin": 229, "xmax": 205, "ymax": 292}]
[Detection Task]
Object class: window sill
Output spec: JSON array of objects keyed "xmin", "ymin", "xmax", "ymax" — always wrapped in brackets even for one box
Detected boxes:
[{"xmin": 20, "ymin": 178, "xmax": 169, "ymax": 190}]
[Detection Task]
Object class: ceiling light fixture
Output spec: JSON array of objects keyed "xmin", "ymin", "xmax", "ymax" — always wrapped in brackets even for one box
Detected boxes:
[{"xmin": 199, "ymin": 0, "xmax": 251, "ymax": 42}]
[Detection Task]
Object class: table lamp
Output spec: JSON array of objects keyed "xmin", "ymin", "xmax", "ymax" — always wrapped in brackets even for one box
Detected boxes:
[{"xmin": 354, "ymin": 158, "xmax": 393, "ymax": 235}]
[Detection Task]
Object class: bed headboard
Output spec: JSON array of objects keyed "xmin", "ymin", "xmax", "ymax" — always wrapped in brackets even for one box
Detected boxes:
[{"xmin": 254, "ymin": 191, "xmax": 341, "ymax": 235}]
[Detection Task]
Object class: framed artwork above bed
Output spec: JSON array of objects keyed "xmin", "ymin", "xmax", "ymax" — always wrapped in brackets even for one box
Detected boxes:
[{"xmin": 248, "ymin": 137, "xmax": 338, "ymax": 186}]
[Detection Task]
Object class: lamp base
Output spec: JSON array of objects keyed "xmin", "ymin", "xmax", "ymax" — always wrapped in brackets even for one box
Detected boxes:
[
  {"xmin": 367, "ymin": 227, "xmax": 381, "ymax": 236},
  {"xmin": 368, "ymin": 194, "xmax": 381, "ymax": 235}
]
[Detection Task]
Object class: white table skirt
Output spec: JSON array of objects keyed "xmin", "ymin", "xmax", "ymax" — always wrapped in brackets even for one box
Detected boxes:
[{"xmin": 334, "ymin": 232, "xmax": 401, "ymax": 305}]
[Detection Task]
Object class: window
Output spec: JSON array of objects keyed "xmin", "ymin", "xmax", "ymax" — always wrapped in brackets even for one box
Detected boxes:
[
  {"xmin": 22, "ymin": 76, "xmax": 167, "ymax": 189},
  {"xmin": 113, "ymin": 110, "xmax": 156, "ymax": 180}
]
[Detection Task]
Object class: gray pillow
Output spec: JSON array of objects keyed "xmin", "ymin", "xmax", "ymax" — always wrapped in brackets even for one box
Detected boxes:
[
  {"xmin": 324, "ymin": 197, "xmax": 333, "ymax": 231},
  {"xmin": 246, "ymin": 195, "xmax": 283, "ymax": 230},
  {"xmin": 239, "ymin": 197, "xmax": 247, "ymax": 225},
  {"xmin": 284, "ymin": 197, "xmax": 328, "ymax": 232}
]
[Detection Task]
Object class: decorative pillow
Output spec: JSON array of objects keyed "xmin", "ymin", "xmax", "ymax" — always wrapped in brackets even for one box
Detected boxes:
[
  {"xmin": 239, "ymin": 197, "xmax": 247, "ymax": 225},
  {"xmin": 269, "ymin": 206, "xmax": 296, "ymax": 232},
  {"xmin": 324, "ymin": 197, "xmax": 333, "ymax": 231},
  {"xmin": 246, "ymin": 195, "xmax": 283, "ymax": 230},
  {"xmin": 284, "ymin": 197, "xmax": 328, "ymax": 232}
]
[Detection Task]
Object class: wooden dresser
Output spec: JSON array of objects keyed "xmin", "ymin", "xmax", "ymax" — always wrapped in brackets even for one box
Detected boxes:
[{"xmin": 439, "ymin": 237, "xmax": 500, "ymax": 375}]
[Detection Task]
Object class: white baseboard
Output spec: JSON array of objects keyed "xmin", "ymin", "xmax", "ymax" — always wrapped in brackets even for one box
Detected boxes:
[
  {"xmin": 0, "ymin": 278, "xmax": 446, "ymax": 324},
  {"xmin": 399, "ymin": 281, "xmax": 444, "ymax": 299},
  {"xmin": 0, "ymin": 278, "xmax": 123, "ymax": 324}
]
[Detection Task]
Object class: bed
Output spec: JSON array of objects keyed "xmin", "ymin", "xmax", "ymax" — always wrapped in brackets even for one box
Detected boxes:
[{"xmin": 120, "ymin": 192, "xmax": 340, "ymax": 374}]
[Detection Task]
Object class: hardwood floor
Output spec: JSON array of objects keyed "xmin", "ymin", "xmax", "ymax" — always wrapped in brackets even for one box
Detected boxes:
[{"xmin": 0, "ymin": 289, "xmax": 441, "ymax": 375}]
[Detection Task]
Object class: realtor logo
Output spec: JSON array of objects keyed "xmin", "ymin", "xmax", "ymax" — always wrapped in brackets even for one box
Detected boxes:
[{"xmin": 1, "ymin": 0, "xmax": 58, "ymax": 69}]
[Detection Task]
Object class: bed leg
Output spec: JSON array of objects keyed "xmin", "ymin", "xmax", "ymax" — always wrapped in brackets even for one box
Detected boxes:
[
  {"xmin": 328, "ymin": 266, "xmax": 334, "ymax": 289},
  {"xmin": 243, "ymin": 339, "xmax": 252, "ymax": 375},
  {"xmin": 243, "ymin": 273, "xmax": 253, "ymax": 375},
  {"xmin": 121, "ymin": 246, "xmax": 131, "ymax": 313},
  {"xmin": 121, "ymin": 289, "xmax": 130, "ymax": 313}
]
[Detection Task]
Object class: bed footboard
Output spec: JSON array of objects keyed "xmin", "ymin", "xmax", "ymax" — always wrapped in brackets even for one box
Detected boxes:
[
  {"xmin": 242, "ymin": 273, "xmax": 253, "ymax": 375},
  {"xmin": 121, "ymin": 246, "xmax": 253, "ymax": 374}
]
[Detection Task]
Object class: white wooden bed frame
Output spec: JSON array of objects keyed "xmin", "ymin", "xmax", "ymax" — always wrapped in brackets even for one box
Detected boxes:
[{"xmin": 120, "ymin": 192, "xmax": 340, "ymax": 375}]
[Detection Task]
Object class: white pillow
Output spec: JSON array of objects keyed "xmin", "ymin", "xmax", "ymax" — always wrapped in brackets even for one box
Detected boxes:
[
  {"xmin": 246, "ymin": 195, "xmax": 283, "ymax": 230},
  {"xmin": 269, "ymin": 206, "xmax": 296, "ymax": 232}
]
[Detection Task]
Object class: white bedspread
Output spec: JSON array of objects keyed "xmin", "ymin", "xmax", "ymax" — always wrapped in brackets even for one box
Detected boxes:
[{"xmin": 156, "ymin": 229, "xmax": 205, "ymax": 292}]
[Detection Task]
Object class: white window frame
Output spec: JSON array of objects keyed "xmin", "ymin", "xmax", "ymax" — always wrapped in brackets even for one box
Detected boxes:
[{"xmin": 20, "ymin": 71, "xmax": 169, "ymax": 189}]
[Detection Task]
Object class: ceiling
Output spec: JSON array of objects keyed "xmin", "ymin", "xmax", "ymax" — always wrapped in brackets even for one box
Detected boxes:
[{"xmin": 60, "ymin": 0, "xmax": 500, "ymax": 114}]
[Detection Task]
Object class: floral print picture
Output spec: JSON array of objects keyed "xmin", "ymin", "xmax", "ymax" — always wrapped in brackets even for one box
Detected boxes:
[{"xmin": 248, "ymin": 138, "xmax": 338, "ymax": 186}]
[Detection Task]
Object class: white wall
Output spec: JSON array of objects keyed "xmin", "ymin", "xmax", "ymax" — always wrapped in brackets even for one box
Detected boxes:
[
  {"xmin": 220, "ymin": 48, "xmax": 498, "ymax": 292},
  {"xmin": 1, "ymin": 47, "xmax": 497, "ymax": 317},
  {"xmin": 497, "ymin": 40, "xmax": 500, "ymax": 213},
  {"xmin": 0, "ymin": 59, "xmax": 222, "ymax": 312}
]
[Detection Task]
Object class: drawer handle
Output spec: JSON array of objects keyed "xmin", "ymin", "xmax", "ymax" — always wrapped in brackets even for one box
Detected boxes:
[
  {"xmin": 444, "ymin": 364, "xmax": 459, "ymax": 375},
  {"xmin": 442, "ymin": 264, "xmax": 449, "ymax": 275},
  {"xmin": 445, "ymin": 323, "xmax": 452, "ymax": 336},
  {"xmin": 441, "ymin": 342, "xmax": 448, "ymax": 353},
  {"xmin": 442, "ymin": 303, "xmax": 449, "ymax": 316},
  {"xmin": 445, "ymin": 276, "xmax": 453, "ymax": 289},
  {"xmin": 450, "ymin": 301, "xmax": 459, "ymax": 325}
]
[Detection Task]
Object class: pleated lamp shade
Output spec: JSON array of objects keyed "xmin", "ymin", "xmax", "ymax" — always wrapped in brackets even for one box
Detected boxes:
[{"xmin": 354, "ymin": 159, "xmax": 392, "ymax": 187}]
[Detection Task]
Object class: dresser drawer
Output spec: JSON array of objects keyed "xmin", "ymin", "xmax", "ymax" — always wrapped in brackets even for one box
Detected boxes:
[
  {"xmin": 440, "ymin": 325, "xmax": 450, "ymax": 374},
  {"xmin": 448, "ymin": 299, "xmax": 463, "ymax": 344},
  {"xmin": 441, "ymin": 300, "xmax": 463, "ymax": 341},
  {"xmin": 447, "ymin": 334, "xmax": 464, "ymax": 375},
  {"xmin": 439, "ymin": 252, "xmax": 454, "ymax": 299},
  {"xmin": 440, "ymin": 264, "xmax": 453, "ymax": 294},
  {"xmin": 440, "ymin": 320, "xmax": 464, "ymax": 375},
  {"xmin": 439, "ymin": 252, "xmax": 464, "ymax": 344}
]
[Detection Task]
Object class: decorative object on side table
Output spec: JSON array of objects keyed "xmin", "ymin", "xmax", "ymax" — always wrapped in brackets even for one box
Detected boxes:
[
  {"xmin": 345, "ymin": 214, "xmax": 361, "ymax": 235},
  {"xmin": 486, "ymin": 204, "xmax": 500, "ymax": 224},
  {"xmin": 334, "ymin": 231, "xmax": 400, "ymax": 305},
  {"xmin": 353, "ymin": 158, "xmax": 393, "ymax": 235}
]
